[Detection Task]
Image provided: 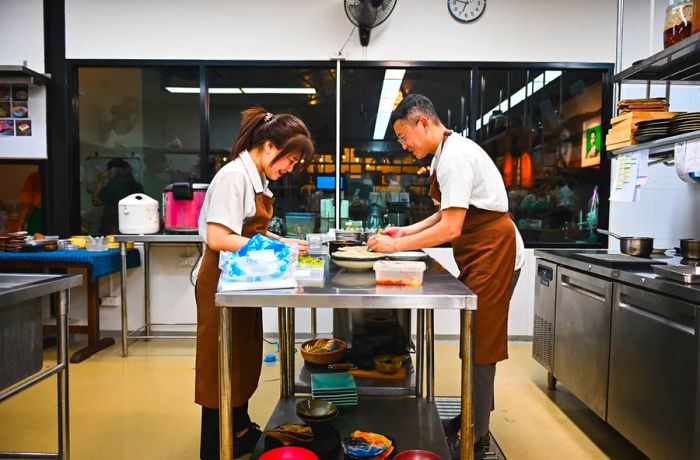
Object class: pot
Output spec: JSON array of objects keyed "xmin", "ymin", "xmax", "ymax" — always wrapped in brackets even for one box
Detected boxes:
[
  {"xmin": 335, "ymin": 229, "xmax": 362, "ymax": 242},
  {"xmin": 163, "ymin": 183, "xmax": 208, "ymax": 232},
  {"xmin": 597, "ymin": 229, "xmax": 654, "ymax": 258},
  {"xmin": 118, "ymin": 193, "xmax": 160, "ymax": 234},
  {"xmin": 680, "ymin": 239, "xmax": 700, "ymax": 260}
]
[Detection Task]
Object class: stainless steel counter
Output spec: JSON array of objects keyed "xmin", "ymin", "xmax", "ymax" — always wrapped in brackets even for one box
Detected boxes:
[
  {"xmin": 534, "ymin": 249, "xmax": 700, "ymax": 305},
  {"xmin": 0, "ymin": 273, "xmax": 81, "ymax": 460},
  {"xmin": 0, "ymin": 273, "xmax": 82, "ymax": 309},
  {"xmin": 114, "ymin": 234, "xmax": 202, "ymax": 243},
  {"xmin": 214, "ymin": 257, "xmax": 477, "ymax": 460}
]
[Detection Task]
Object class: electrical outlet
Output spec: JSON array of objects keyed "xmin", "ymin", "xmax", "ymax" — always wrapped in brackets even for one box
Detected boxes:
[
  {"xmin": 100, "ymin": 296, "xmax": 121, "ymax": 307},
  {"xmin": 178, "ymin": 256, "xmax": 198, "ymax": 267}
]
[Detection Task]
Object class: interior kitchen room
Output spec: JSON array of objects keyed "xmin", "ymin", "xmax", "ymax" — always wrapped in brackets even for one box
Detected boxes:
[{"xmin": 1, "ymin": 0, "xmax": 699, "ymax": 459}]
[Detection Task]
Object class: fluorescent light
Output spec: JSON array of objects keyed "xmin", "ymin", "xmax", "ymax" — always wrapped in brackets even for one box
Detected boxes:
[
  {"xmin": 240, "ymin": 87, "xmax": 316, "ymax": 94},
  {"xmin": 372, "ymin": 69, "xmax": 406, "ymax": 140},
  {"xmin": 211, "ymin": 88, "xmax": 243, "ymax": 94},
  {"xmin": 165, "ymin": 87, "xmax": 314, "ymax": 95},
  {"xmin": 165, "ymin": 87, "xmax": 200, "ymax": 94},
  {"xmin": 476, "ymin": 71, "xmax": 563, "ymax": 133},
  {"xmin": 373, "ymin": 112, "xmax": 392, "ymax": 140}
]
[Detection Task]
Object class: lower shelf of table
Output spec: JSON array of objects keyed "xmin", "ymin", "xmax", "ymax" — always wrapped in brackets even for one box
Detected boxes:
[
  {"xmin": 251, "ymin": 396, "xmax": 450, "ymax": 459},
  {"xmin": 294, "ymin": 356, "xmax": 417, "ymax": 397}
]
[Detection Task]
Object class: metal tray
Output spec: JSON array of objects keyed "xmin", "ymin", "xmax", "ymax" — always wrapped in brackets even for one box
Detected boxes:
[{"xmin": 652, "ymin": 265, "xmax": 700, "ymax": 284}]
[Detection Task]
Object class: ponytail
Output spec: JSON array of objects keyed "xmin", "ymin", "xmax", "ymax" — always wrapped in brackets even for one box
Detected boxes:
[{"xmin": 230, "ymin": 106, "xmax": 314, "ymax": 172}]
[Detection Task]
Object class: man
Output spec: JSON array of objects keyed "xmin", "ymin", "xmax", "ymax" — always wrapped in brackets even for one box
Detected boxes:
[{"xmin": 368, "ymin": 94, "xmax": 523, "ymax": 456}]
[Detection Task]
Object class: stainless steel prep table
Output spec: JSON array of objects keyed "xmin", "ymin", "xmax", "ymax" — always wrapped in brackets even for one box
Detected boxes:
[
  {"xmin": 115, "ymin": 234, "xmax": 203, "ymax": 357},
  {"xmin": 0, "ymin": 273, "xmax": 82, "ymax": 460},
  {"xmin": 215, "ymin": 257, "xmax": 478, "ymax": 460}
]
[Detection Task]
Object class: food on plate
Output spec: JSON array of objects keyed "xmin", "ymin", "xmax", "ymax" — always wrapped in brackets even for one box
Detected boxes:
[
  {"xmin": 17, "ymin": 122, "xmax": 31, "ymax": 134},
  {"xmin": 12, "ymin": 105, "xmax": 28, "ymax": 117},
  {"xmin": 342, "ymin": 430, "xmax": 393, "ymax": 459},
  {"xmin": 333, "ymin": 246, "xmax": 383, "ymax": 259},
  {"xmin": 0, "ymin": 120, "xmax": 13, "ymax": 135}
]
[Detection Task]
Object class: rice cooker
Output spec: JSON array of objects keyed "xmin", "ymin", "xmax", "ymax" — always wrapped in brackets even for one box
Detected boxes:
[
  {"xmin": 163, "ymin": 183, "xmax": 209, "ymax": 232},
  {"xmin": 118, "ymin": 194, "xmax": 160, "ymax": 234}
]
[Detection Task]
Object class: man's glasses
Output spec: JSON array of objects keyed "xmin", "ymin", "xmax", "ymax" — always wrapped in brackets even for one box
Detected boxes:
[{"xmin": 395, "ymin": 119, "xmax": 421, "ymax": 145}]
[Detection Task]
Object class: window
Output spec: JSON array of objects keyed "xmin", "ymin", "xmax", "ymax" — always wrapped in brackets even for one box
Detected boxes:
[
  {"xmin": 77, "ymin": 67, "xmax": 201, "ymax": 234},
  {"xmin": 340, "ymin": 66, "xmax": 470, "ymax": 232},
  {"xmin": 477, "ymin": 67, "xmax": 609, "ymax": 245},
  {"xmin": 207, "ymin": 66, "xmax": 336, "ymax": 236}
]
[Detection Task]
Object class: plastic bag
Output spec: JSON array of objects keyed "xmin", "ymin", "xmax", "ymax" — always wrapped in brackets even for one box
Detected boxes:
[{"xmin": 218, "ymin": 234, "xmax": 298, "ymax": 291}]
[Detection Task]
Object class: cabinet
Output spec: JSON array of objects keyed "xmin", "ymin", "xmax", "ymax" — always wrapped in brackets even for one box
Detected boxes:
[
  {"xmin": 553, "ymin": 267, "xmax": 613, "ymax": 419},
  {"xmin": 607, "ymin": 284, "xmax": 697, "ymax": 459}
]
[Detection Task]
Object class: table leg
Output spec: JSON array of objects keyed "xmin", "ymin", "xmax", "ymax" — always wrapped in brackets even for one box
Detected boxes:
[
  {"xmin": 218, "ymin": 307, "xmax": 233, "ymax": 460},
  {"xmin": 286, "ymin": 308, "xmax": 295, "ymax": 397},
  {"xmin": 57, "ymin": 290, "xmax": 70, "ymax": 459},
  {"xmin": 144, "ymin": 242, "xmax": 151, "ymax": 340},
  {"xmin": 69, "ymin": 269, "xmax": 114, "ymax": 363},
  {"xmin": 415, "ymin": 309, "xmax": 425, "ymax": 398},
  {"xmin": 120, "ymin": 242, "xmax": 129, "ymax": 357},
  {"xmin": 310, "ymin": 307, "xmax": 317, "ymax": 337},
  {"xmin": 460, "ymin": 310, "xmax": 474, "ymax": 460},
  {"xmin": 277, "ymin": 308, "xmax": 288, "ymax": 398},
  {"xmin": 426, "ymin": 309, "xmax": 435, "ymax": 401}
]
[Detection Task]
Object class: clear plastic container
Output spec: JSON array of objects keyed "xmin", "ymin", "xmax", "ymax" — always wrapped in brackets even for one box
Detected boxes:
[{"xmin": 373, "ymin": 260, "xmax": 427, "ymax": 286}]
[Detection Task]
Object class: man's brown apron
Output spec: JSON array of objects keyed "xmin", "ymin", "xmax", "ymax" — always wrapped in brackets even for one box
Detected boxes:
[
  {"xmin": 428, "ymin": 141, "xmax": 516, "ymax": 365},
  {"xmin": 194, "ymin": 192, "xmax": 273, "ymax": 408}
]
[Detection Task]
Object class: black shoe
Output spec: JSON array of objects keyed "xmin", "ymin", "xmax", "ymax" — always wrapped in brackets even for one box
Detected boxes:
[
  {"xmin": 445, "ymin": 432, "xmax": 491, "ymax": 460},
  {"xmin": 233, "ymin": 423, "xmax": 262, "ymax": 458}
]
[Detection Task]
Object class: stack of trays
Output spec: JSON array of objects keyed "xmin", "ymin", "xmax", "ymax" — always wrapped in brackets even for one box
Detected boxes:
[
  {"xmin": 670, "ymin": 112, "xmax": 700, "ymax": 136},
  {"xmin": 634, "ymin": 118, "xmax": 672, "ymax": 142},
  {"xmin": 311, "ymin": 372, "xmax": 358, "ymax": 407},
  {"xmin": 5, "ymin": 231, "xmax": 28, "ymax": 252}
]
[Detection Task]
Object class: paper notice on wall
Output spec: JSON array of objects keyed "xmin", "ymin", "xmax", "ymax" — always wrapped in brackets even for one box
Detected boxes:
[
  {"xmin": 610, "ymin": 153, "xmax": 640, "ymax": 202},
  {"xmin": 636, "ymin": 148, "xmax": 649, "ymax": 185},
  {"xmin": 675, "ymin": 141, "xmax": 700, "ymax": 184}
]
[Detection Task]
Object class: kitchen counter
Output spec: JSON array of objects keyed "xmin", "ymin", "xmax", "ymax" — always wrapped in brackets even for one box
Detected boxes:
[
  {"xmin": 534, "ymin": 249, "xmax": 700, "ymax": 305},
  {"xmin": 214, "ymin": 256, "xmax": 478, "ymax": 460}
]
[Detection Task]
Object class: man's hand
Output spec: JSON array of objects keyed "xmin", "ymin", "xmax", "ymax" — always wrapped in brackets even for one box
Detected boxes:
[
  {"xmin": 382, "ymin": 226, "xmax": 406, "ymax": 238},
  {"xmin": 367, "ymin": 234, "xmax": 400, "ymax": 253}
]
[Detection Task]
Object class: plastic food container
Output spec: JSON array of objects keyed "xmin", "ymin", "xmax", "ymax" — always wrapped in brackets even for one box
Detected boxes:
[{"xmin": 373, "ymin": 260, "xmax": 427, "ymax": 286}]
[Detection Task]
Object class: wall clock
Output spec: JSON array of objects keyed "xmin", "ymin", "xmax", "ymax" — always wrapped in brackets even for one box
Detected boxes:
[{"xmin": 448, "ymin": 0, "xmax": 485, "ymax": 23}]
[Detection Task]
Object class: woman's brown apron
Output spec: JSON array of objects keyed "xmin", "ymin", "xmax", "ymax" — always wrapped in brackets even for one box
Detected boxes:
[
  {"xmin": 428, "ymin": 149, "xmax": 515, "ymax": 365},
  {"xmin": 194, "ymin": 192, "xmax": 273, "ymax": 408}
]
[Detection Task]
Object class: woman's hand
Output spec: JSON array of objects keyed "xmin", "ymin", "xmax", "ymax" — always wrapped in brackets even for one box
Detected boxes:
[
  {"xmin": 367, "ymin": 234, "xmax": 400, "ymax": 253},
  {"xmin": 280, "ymin": 237, "xmax": 308, "ymax": 256},
  {"xmin": 382, "ymin": 226, "xmax": 406, "ymax": 238}
]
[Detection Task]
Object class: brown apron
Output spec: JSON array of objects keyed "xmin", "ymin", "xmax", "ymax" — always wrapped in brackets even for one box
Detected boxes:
[
  {"xmin": 428, "ymin": 138, "xmax": 516, "ymax": 365},
  {"xmin": 194, "ymin": 192, "xmax": 274, "ymax": 408}
]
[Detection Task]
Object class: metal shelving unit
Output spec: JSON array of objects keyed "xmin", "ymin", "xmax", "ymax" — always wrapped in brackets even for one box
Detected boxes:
[{"xmin": 610, "ymin": 7, "xmax": 700, "ymax": 161}]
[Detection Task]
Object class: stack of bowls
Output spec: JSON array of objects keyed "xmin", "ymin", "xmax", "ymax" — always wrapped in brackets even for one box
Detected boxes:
[{"xmin": 295, "ymin": 399, "xmax": 339, "ymax": 424}]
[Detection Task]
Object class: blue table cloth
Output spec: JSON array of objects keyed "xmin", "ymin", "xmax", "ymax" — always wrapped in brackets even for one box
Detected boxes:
[{"xmin": 0, "ymin": 248, "xmax": 141, "ymax": 281}]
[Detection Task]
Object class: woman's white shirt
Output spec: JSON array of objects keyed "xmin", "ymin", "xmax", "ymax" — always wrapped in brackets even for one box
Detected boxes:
[{"xmin": 197, "ymin": 150, "xmax": 273, "ymax": 245}]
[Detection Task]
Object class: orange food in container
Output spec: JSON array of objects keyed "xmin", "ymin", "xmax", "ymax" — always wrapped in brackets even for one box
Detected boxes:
[{"xmin": 373, "ymin": 260, "xmax": 426, "ymax": 286}]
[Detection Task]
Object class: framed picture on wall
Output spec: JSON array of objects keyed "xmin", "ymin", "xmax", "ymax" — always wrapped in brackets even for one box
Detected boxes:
[{"xmin": 581, "ymin": 118, "xmax": 602, "ymax": 168}]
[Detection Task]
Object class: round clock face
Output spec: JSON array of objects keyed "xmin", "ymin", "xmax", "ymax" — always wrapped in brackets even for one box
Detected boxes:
[{"xmin": 448, "ymin": 0, "xmax": 486, "ymax": 23}]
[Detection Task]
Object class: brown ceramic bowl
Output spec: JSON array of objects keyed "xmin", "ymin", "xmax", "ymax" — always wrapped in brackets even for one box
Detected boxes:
[{"xmin": 300, "ymin": 338, "xmax": 347, "ymax": 365}]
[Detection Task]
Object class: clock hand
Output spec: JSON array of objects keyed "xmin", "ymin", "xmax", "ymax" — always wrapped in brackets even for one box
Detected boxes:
[{"xmin": 461, "ymin": 0, "xmax": 470, "ymax": 14}]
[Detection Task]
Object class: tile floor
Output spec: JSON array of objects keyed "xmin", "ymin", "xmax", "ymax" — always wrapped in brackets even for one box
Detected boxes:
[{"xmin": 0, "ymin": 339, "xmax": 647, "ymax": 459}]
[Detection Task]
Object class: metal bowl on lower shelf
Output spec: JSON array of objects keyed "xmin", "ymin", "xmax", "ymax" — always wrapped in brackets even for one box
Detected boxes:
[{"xmin": 295, "ymin": 399, "xmax": 339, "ymax": 423}]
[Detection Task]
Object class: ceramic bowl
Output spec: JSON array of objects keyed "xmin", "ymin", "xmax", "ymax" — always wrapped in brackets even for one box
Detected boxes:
[
  {"xmin": 394, "ymin": 450, "xmax": 444, "ymax": 460},
  {"xmin": 296, "ymin": 399, "xmax": 339, "ymax": 422},
  {"xmin": 300, "ymin": 338, "xmax": 346, "ymax": 365},
  {"xmin": 259, "ymin": 446, "xmax": 319, "ymax": 460}
]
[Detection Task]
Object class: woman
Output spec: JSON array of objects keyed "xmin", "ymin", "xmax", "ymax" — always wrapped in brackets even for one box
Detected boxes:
[{"xmin": 196, "ymin": 107, "xmax": 312, "ymax": 459}]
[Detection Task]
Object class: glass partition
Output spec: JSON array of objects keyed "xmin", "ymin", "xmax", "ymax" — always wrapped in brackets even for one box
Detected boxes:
[
  {"xmin": 77, "ymin": 66, "xmax": 201, "ymax": 234},
  {"xmin": 476, "ymin": 68, "xmax": 607, "ymax": 245},
  {"xmin": 207, "ymin": 66, "xmax": 337, "ymax": 236},
  {"xmin": 339, "ymin": 66, "xmax": 470, "ymax": 231}
]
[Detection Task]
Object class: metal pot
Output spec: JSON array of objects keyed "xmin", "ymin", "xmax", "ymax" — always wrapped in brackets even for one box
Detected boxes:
[
  {"xmin": 334, "ymin": 229, "xmax": 362, "ymax": 242},
  {"xmin": 597, "ymin": 229, "xmax": 654, "ymax": 258},
  {"xmin": 680, "ymin": 239, "xmax": 700, "ymax": 260}
]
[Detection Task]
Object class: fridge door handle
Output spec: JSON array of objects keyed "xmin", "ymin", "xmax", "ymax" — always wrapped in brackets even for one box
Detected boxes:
[
  {"xmin": 560, "ymin": 277, "xmax": 606, "ymax": 302},
  {"xmin": 618, "ymin": 299, "xmax": 695, "ymax": 336}
]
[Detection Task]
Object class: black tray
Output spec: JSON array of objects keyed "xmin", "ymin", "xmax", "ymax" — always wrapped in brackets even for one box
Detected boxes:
[{"xmin": 574, "ymin": 253, "xmax": 667, "ymax": 268}]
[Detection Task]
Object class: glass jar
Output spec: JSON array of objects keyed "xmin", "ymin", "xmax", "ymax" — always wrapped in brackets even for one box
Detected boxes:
[{"xmin": 664, "ymin": 0, "xmax": 694, "ymax": 48}]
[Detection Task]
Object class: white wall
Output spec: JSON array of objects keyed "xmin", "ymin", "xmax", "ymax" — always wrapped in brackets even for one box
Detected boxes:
[
  {"xmin": 66, "ymin": 0, "xmax": 618, "ymax": 63},
  {"xmin": 0, "ymin": 0, "xmax": 44, "ymax": 72}
]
